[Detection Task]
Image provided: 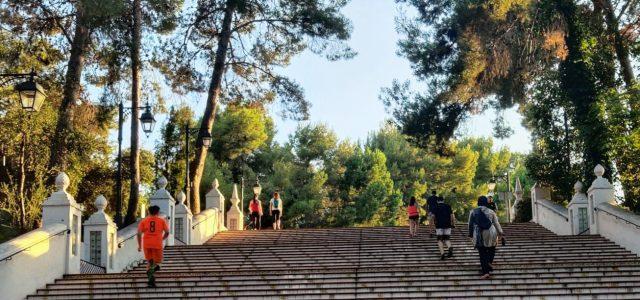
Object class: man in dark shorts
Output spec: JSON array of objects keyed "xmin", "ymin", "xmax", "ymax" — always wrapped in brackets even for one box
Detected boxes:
[{"xmin": 432, "ymin": 196, "xmax": 455, "ymax": 260}]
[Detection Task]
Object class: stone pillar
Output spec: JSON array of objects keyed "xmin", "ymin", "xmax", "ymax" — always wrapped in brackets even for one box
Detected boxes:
[
  {"xmin": 587, "ymin": 164, "xmax": 615, "ymax": 234},
  {"xmin": 511, "ymin": 177, "xmax": 523, "ymax": 222},
  {"xmin": 568, "ymin": 181, "xmax": 589, "ymax": 235},
  {"xmin": 530, "ymin": 183, "xmax": 550, "ymax": 223},
  {"xmin": 41, "ymin": 172, "xmax": 84, "ymax": 274},
  {"xmin": 83, "ymin": 195, "xmax": 118, "ymax": 272},
  {"xmin": 226, "ymin": 184, "xmax": 243, "ymax": 231},
  {"xmin": 149, "ymin": 176, "xmax": 175, "ymax": 246},
  {"xmin": 174, "ymin": 192, "xmax": 192, "ymax": 245},
  {"xmin": 206, "ymin": 178, "xmax": 226, "ymax": 230}
]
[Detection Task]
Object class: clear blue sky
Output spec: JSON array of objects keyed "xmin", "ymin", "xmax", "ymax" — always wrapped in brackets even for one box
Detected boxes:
[{"xmin": 125, "ymin": 0, "xmax": 531, "ymax": 154}]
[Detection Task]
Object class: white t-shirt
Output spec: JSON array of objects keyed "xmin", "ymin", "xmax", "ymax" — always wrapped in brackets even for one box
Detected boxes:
[{"xmin": 270, "ymin": 198, "xmax": 283, "ymax": 212}]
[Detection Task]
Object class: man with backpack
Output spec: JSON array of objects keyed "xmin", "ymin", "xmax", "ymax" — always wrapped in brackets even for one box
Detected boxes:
[{"xmin": 468, "ymin": 196, "xmax": 504, "ymax": 279}]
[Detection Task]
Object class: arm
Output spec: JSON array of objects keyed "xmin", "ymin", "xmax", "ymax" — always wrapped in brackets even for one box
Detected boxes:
[
  {"xmin": 450, "ymin": 213, "xmax": 456, "ymax": 227},
  {"xmin": 136, "ymin": 231, "xmax": 143, "ymax": 251},
  {"xmin": 492, "ymin": 213, "xmax": 504, "ymax": 236}
]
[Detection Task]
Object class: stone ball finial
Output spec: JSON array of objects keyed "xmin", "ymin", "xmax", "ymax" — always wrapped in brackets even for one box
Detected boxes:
[
  {"xmin": 55, "ymin": 172, "xmax": 70, "ymax": 192},
  {"xmin": 213, "ymin": 178, "xmax": 219, "ymax": 189},
  {"xmin": 574, "ymin": 181, "xmax": 584, "ymax": 193},
  {"xmin": 95, "ymin": 195, "xmax": 108, "ymax": 212},
  {"xmin": 177, "ymin": 191, "xmax": 186, "ymax": 204},
  {"xmin": 594, "ymin": 164, "xmax": 605, "ymax": 177},
  {"xmin": 157, "ymin": 176, "xmax": 168, "ymax": 189}
]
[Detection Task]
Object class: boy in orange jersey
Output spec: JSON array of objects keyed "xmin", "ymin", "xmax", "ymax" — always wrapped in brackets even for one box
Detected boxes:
[{"xmin": 137, "ymin": 205, "xmax": 170, "ymax": 287}]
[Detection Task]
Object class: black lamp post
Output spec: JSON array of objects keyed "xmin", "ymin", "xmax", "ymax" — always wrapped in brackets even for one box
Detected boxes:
[
  {"xmin": 1, "ymin": 70, "xmax": 46, "ymax": 111},
  {"xmin": 184, "ymin": 126, "xmax": 212, "ymax": 208},
  {"xmin": 0, "ymin": 70, "xmax": 46, "ymax": 230},
  {"xmin": 114, "ymin": 102, "xmax": 156, "ymax": 226}
]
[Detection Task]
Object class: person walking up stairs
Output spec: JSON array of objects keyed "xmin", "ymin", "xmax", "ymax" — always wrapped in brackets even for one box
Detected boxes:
[
  {"xmin": 469, "ymin": 195, "xmax": 505, "ymax": 279},
  {"xmin": 136, "ymin": 205, "xmax": 170, "ymax": 287},
  {"xmin": 432, "ymin": 196, "xmax": 455, "ymax": 259}
]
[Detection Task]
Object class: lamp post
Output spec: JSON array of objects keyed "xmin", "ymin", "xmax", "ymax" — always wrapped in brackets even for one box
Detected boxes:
[
  {"xmin": 0, "ymin": 70, "xmax": 46, "ymax": 112},
  {"xmin": 488, "ymin": 165, "xmax": 515, "ymax": 222},
  {"xmin": 0, "ymin": 70, "xmax": 46, "ymax": 230},
  {"xmin": 184, "ymin": 126, "xmax": 212, "ymax": 208},
  {"xmin": 113, "ymin": 102, "xmax": 156, "ymax": 226}
]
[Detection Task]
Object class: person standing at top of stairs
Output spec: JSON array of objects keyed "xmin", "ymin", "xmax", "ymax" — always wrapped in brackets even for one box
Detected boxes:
[
  {"xmin": 137, "ymin": 205, "xmax": 170, "ymax": 288},
  {"xmin": 487, "ymin": 195, "xmax": 497, "ymax": 211},
  {"xmin": 407, "ymin": 196, "xmax": 420, "ymax": 237},
  {"xmin": 248, "ymin": 194, "xmax": 263, "ymax": 230},
  {"xmin": 432, "ymin": 196, "xmax": 455, "ymax": 260},
  {"xmin": 269, "ymin": 192, "xmax": 284, "ymax": 230},
  {"xmin": 468, "ymin": 196, "xmax": 504, "ymax": 279}
]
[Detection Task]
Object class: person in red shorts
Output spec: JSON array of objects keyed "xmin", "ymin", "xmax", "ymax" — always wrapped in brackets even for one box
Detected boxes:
[{"xmin": 137, "ymin": 205, "xmax": 169, "ymax": 287}]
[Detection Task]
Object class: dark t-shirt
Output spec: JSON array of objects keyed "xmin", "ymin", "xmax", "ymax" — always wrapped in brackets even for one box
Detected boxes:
[
  {"xmin": 433, "ymin": 203, "xmax": 453, "ymax": 229},
  {"xmin": 427, "ymin": 195, "xmax": 439, "ymax": 213}
]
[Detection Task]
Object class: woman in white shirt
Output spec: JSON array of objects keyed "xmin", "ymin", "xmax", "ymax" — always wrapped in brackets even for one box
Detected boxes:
[{"xmin": 269, "ymin": 192, "xmax": 284, "ymax": 230}]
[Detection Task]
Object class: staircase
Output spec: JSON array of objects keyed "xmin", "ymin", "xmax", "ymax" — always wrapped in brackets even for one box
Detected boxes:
[{"xmin": 28, "ymin": 223, "xmax": 640, "ymax": 299}]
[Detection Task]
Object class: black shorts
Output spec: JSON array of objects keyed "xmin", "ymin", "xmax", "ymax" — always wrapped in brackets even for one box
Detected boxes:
[
  {"xmin": 272, "ymin": 210, "xmax": 281, "ymax": 221},
  {"xmin": 409, "ymin": 215, "xmax": 419, "ymax": 221}
]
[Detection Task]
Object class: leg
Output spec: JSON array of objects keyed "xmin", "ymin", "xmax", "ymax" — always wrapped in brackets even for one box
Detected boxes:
[
  {"xmin": 477, "ymin": 247, "xmax": 491, "ymax": 276},
  {"xmin": 487, "ymin": 246, "xmax": 496, "ymax": 270}
]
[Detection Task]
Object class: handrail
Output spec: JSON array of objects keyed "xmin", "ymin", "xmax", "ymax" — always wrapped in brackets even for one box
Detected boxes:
[
  {"xmin": 535, "ymin": 200, "xmax": 569, "ymax": 221},
  {"xmin": 0, "ymin": 228, "xmax": 69, "ymax": 263},
  {"xmin": 117, "ymin": 232, "xmax": 137, "ymax": 248},
  {"xmin": 577, "ymin": 227, "xmax": 591, "ymax": 235},
  {"xmin": 595, "ymin": 207, "xmax": 640, "ymax": 229},
  {"xmin": 192, "ymin": 210, "xmax": 217, "ymax": 229},
  {"xmin": 174, "ymin": 237, "xmax": 186, "ymax": 245}
]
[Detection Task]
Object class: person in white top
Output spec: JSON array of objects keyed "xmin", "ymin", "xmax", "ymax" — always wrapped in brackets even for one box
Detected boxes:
[{"xmin": 269, "ymin": 192, "xmax": 284, "ymax": 230}]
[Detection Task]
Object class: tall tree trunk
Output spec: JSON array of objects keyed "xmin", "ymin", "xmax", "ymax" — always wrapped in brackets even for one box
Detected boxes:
[
  {"xmin": 124, "ymin": 0, "xmax": 143, "ymax": 226},
  {"xmin": 188, "ymin": 0, "xmax": 236, "ymax": 213},
  {"xmin": 557, "ymin": 0, "xmax": 614, "ymax": 183},
  {"xmin": 598, "ymin": 0, "xmax": 637, "ymax": 90},
  {"xmin": 48, "ymin": 5, "xmax": 90, "ymax": 174}
]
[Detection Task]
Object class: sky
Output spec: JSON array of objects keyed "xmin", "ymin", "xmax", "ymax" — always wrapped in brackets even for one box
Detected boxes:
[{"xmin": 124, "ymin": 0, "xmax": 532, "ymax": 154}]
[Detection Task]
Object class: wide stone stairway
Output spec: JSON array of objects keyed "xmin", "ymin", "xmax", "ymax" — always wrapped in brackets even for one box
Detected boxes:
[{"xmin": 28, "ymin": 223, "xmax": 640, "ymax": 299}]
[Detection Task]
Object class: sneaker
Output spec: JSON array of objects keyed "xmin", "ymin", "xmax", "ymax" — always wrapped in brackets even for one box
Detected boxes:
[
  {"xmin": 447, "ymin": 247, "xmax": 453, "ymax": 258},
  {"xmin": 480, "ymin": 273, "xmax": 491, "ymax": 280},
  {"xmin": 154, "ymin": 265, "xmax": 160, "ymax": 272},
  {"xmin": 147, "ymin": 278, "xmax": 157, "ymax": 288},
  {"xmin": 440, "ymin": 253, "xmax": 446, "ymax": 260}
]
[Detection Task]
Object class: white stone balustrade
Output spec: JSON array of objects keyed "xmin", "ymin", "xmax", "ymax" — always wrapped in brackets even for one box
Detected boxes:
[
  {"xmin": 206, "ymin": 178, "xmax": 226, "ymax": 231},
  {"xmin": 174, "ymin": 192, "xmax": 192, "ymax": 244},
  {"xmin": 226, "ymin": 184, "xmax": 243, "ymax": 231},
  {"xmin": 531, "ymin": 164, "xmax": 640, "ymax": 256},
  {"xmin": 150, "ymin": 176, "xmax": 175, "ymax": 246},
  {"xmin": 0, "ymin": 172, "xmax": 84, "ymax": 300},
  {"xmin": 83, "ymin": 195, "xmax": 117, "ymax": 272}
]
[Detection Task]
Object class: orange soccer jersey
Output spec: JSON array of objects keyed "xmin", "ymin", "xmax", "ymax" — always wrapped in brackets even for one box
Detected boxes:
[{"xmin": 138, "ymin": 216, "xmax": 169, "ymax": 250}]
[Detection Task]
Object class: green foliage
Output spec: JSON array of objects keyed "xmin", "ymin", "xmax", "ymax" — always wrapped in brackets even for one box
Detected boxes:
[{"xmin": 211, "ymin": 105, "xmax": 271, "ymax": 162}]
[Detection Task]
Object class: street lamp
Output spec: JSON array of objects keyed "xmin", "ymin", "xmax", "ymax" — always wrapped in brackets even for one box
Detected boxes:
[
  {"xmin": 252, "ymin": 178, "xmax": 262, "ymax": 196},
  {"xmin": 139, "ymin": 105, "xmax": 156, "ymax": 135},
  {"xmin": 1, "ymin": 70, "xmax": 46, "ymax": 111},
  {"xmin": 113, "ymin": 102, "xmax": 155, "ymax": 226},
  {"xmin": 1, "ymin": 70, "xmax": 45, "ymax": 230},
  {"xmin": 184, "ymin": 126, "xmax": 212, "ymax": 208}
]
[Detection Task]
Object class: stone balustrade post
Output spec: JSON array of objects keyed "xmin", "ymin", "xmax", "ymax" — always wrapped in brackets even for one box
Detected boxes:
[
  {"xmin": 149, "ymin": 176, "xmax": 175, "ymax": 246},
  {"xmin": 587, "ymin": 164, "xmax": 616, "ymax": 234},
  {"xmin": 226, "ymin": 184, "xmax": 243, "ymax": 231},
  {"xmin": 174, "ymin": 192, "xmax": 192, "ymax": 245},
  {"xmin": 530, "ymin": 183, "xmax": 550, "ymax": 224},
  {"xmin": 83, "ymin": 195, "xmax": 117, "ymax": 272},
  {"xmin": 41, "ymin": 172, "xmax": 84, "ymax": 274},
  {"xmin": 568, "ymin": 181, "xmax": 589, "ymax": 235},
  {"xmin": 206, "ymin": 178, "xmax": 226, "ymax": 230}
]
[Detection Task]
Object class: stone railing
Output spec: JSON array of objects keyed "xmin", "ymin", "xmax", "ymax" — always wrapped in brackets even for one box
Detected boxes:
[
  {"xmin": 532, "ymin": 164, "xmax": 640, "ymax": 256},
  {"xmin": 0, "ymin": 172, "xmax": 247, "ymax": 300},
  {"xmin": 0, "ymin": 173, "xmax": 83, "ymax": 300}
]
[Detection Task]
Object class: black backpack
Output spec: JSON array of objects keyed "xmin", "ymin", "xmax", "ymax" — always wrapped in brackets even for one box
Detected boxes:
[{"xmin": 473, "ymin": 208, "xmax": 493, "ymax": 230}]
